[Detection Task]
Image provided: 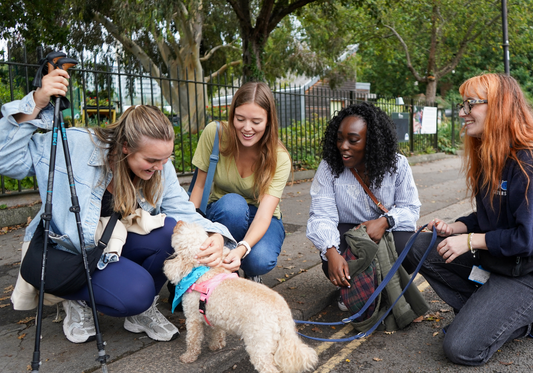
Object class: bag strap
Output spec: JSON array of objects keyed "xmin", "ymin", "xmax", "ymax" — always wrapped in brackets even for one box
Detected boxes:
[
  {"xmin": 97, "ymin": 211, "xmax": 121, "ymax": 251},
  {"xmin": 349, "ymin": 168, "xmax": 388, "ymax": 214},
  {"xmin": 187, "ymin": 121, "xmax": 221, "ymax": 214},
  {"xmin": 294, "ymin": 224, "xmax": 437, "ymax": 342}
]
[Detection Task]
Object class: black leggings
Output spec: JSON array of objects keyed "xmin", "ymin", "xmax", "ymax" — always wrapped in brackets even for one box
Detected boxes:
[{"xmin": 321, "ymin": 223, "xmax": 416, "ymax": 278}]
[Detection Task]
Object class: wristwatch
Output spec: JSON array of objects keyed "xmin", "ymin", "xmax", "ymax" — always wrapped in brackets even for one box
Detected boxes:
[{"xmin": 384, "ymin": 214, "xmax": 395, "ymax": 229}]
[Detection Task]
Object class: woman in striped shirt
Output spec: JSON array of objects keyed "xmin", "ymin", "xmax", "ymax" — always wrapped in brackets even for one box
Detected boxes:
[{"xmin": 306, "ymin": 102, "xmax": 420, "ymax": 303}]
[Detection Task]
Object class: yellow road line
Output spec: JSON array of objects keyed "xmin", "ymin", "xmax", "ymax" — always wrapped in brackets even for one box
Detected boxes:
[
  {"xmin": 314, "ymin": 323, "xmax": 355, "ymax": 355},
  {"xmin": 417, "ymin": 280, "xmax": 430, "ymax": 292},
  {"xmin": 312, "ymin": 279, "xmax": 430, "ymax": 372},
  {"xmin": 315, "ymin": 337, "xmax": 367, "ymax": 373}
]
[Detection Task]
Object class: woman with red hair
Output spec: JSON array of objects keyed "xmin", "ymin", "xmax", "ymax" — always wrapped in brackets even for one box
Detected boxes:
[{"xmin": 409, "ymin": 73, "xmax": 533, "ymax": 365}]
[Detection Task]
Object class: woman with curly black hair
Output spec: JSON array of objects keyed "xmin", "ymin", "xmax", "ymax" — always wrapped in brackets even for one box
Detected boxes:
[{"xmin": 307, "ymin": 102, "xmax": 421, "ymax": 312}]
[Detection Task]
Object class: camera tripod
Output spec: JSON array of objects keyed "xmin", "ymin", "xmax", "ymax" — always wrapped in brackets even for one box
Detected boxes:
[{"xmin": 30, "ymin": 51, "xmax": 110, "ymax": 373}]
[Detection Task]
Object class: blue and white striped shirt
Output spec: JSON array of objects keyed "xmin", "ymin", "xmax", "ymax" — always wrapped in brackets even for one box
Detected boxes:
[{"xmin": 306, "ymin": 155, "xmax": 420, "ymax": 260}]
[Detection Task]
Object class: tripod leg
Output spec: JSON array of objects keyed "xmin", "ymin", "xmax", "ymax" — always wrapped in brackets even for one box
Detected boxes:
[
  {"xmin": 30, "ymin": 97, "xmax": 62, "ymax": 373},
  {"xmin": 57, "ymin": 106, "xmax": 109, "ymax": 372}
]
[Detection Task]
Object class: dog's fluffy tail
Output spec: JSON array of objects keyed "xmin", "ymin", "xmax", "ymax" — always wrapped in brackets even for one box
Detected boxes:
[{"xmin": 274, "ymin": 313, "xmax": 318, "ymax": 373}]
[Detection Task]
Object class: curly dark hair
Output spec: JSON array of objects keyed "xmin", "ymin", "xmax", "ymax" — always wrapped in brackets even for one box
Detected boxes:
[{"xmin": 321, "ymin": 102, "xmax": 399, "ymax": 189}]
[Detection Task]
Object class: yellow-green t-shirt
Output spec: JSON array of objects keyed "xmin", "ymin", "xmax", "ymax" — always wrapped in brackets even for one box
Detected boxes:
[{"xmin": 192, "ymin": 121, "xmax": 291, "ymax": 219}]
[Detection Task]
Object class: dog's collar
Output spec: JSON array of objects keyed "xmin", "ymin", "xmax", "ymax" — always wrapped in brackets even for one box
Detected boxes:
[{"xmin": 172, "ymin": 265, "xmax": 210, "ymax": 313}]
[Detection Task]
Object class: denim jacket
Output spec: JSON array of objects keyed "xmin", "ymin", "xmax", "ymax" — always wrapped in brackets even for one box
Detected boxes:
[{"xmin": 0, "ymin": 92, "xmax": 235, "ymax": 253}]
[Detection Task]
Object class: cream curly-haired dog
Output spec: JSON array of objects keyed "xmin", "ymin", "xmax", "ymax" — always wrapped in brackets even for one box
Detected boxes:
[{"xmin": 164, "ymin": 220, "xmax": 318, "ymax": 373}]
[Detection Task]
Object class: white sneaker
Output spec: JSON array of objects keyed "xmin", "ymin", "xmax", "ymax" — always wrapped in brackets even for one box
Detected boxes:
[
  {"xmin": 246, "ymin": 275, "xmax": 263, "ymax": 284},
  {"xmin": 62, "ymin": 300, "xmax": 96, "ymax": 343},
  {"xmin": 337, "ymin": 297, "xmax": 349, "ymax": 312},
  {"xmin": 124, "ymin": 296, "xmax": 180, "ymax": 341},
  {"xmin": 244, "ymin": 272, "xmax": 263, "ymax": 283}
]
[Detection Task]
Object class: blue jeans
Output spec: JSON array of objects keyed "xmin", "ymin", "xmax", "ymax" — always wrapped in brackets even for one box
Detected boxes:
[
  {"xmin": 408, "ymin": 232, "xmax": 533, "ymax": 366},
  {"xmin": 206, "ymin": 193, "xmax": 285, "ymax": 276},
  {"xmin": 64, "ymin": 217, "xmax": 176, "ymax": 317}
]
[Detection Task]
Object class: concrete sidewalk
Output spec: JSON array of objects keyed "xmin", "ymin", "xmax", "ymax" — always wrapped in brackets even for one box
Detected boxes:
[{"xmin": 0, "ymin": 153, "xmax": 472, "ymax": 373}]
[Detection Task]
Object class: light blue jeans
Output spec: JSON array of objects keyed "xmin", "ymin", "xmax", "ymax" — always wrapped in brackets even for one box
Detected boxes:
[
  {"xmin": 408, "ymin": 232, "xmax": 533, "ymax": 366},
  {"xmin": 206, "ymin": 193, "xmax": 285, "ymax": 276}
]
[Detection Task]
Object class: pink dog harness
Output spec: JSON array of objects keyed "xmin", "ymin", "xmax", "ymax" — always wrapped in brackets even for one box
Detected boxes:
[{"xmin": 187, "ymin": 272, "xmax": 239, "ymax": 326}]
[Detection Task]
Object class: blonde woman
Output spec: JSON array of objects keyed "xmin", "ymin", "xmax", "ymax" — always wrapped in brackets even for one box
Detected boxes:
[
  {"xmin": 0, "ymin": 69, "xmax": 233, "ymax": 344},
  {"xmin": 190, "ymin": 82, "xmax": 291, "ymax": 282}
]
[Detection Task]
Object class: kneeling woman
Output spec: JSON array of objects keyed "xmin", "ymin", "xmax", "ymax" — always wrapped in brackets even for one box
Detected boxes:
[
  {"xmin": 307, "ymin": 102, "xmax": 423, "ymax": 320},
  {"xmin": 411, "ymin": 73, "xmax": 533, "ymax": 366},
  {"xmin": 2, "ymin": 69, "xmax": 233, "ymax": 344},
  {"xmin": 190, "ymin": 82, "xmax": 291, "ymax": 282}
]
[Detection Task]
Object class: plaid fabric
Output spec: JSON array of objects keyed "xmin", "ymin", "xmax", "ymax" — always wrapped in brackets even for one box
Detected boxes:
[{"xmin": 340, "ymin": 248, "xmax": 378, "ymax": 322}]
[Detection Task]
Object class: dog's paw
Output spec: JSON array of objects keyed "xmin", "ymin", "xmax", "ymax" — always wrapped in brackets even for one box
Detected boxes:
[
  {"xmin": 208, "ymin": 339, "xmax": 226, "ymax": 351},
  {"xmin": 180, "ymin": 351, "xmax": 199, "ymax": 364},
  {"xmin": 209, "ymin": 328, "xmax": 226, "ymax": 351}
]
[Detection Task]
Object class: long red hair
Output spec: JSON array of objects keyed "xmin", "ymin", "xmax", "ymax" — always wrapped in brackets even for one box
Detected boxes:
[{"xmin": 460, "ymin": 74, "xmax": 533, "ymax": 207}]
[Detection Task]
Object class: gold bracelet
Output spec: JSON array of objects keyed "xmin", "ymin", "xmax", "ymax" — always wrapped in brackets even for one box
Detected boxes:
[{"xmin": 467, "ymin": 233, "xmax": 477, "ymax": 254}]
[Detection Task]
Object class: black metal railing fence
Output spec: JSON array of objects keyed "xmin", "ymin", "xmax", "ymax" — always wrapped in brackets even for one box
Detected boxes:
[{"xmin": 0, "ymin": 44, "xmax": 460, "ymax": 198}]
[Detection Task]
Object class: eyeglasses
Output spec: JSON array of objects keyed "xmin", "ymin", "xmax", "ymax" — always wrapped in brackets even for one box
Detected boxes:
[{"xmin": 456, "ymin": 99, "xmax": 488, "ymax": 115}]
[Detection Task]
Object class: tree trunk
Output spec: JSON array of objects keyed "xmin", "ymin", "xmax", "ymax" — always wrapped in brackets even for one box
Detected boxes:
[
  {"xmin": 425, "ymin": 78, "xmax": 438, "ymax": 104},
  {"xmin": 93, "ymin": 8, "xmax": 206, "ymax": 133},
  {"xmin": 242, "ymin": 30, "xmax": 266, "ymax": 81},
  {"xmin": 175, "ymin": 54, "xmax": 206, "ymax": 134}
]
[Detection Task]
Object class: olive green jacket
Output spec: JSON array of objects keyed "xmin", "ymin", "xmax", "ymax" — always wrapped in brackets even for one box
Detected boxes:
[{"xmin": 344, "ymin": 226, "xmax": 429, "ymax": 332}]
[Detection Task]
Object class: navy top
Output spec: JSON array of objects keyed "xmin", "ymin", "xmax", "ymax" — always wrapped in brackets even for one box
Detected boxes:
[{"xmin": 457, "ymin": 150, "xmax": 533, "ymax": 258}]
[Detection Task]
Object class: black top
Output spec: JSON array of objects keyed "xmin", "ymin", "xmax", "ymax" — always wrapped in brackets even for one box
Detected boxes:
[{"xmin": 100, "ymin": 189, "xmax": 114, "ymax": 217}]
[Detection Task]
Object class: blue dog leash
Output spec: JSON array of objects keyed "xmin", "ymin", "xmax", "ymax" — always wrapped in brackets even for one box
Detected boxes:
[{"xmin": 295, "ymin": 224, "xmax": 437, "ymax": 342}]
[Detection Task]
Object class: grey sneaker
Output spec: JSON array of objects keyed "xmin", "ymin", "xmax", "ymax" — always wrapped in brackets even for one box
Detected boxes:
[
  {"xmin": 124, "ymin": 296, "xmax": 179, "ymax": 341},
  {"xmin": 337, "ymin": 296, "xmax": 349, "ymax": 312},
  {"xmin": 62, "ymin": 300, "xmax": 96, "ymax": 343}
]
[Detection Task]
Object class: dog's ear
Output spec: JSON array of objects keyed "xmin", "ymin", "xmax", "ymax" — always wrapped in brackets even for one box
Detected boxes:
[
  {"xmin": 164, "ymin": 254, "xmax": 196, "ymax": 284},
  {"xmin": 173, "ymin": 220, "xmax": 185, "ymax": 234}
]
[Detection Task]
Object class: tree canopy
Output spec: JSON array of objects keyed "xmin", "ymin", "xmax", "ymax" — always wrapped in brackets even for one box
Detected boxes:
[{"xmin": 1, "ymin": 0, "xmax": 532, "ymax": 106}]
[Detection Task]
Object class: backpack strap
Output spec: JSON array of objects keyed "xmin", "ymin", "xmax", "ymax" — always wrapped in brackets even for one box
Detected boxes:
[
  {"xmin": 97, "ymin": 211, "xmax": 121, "ymax": 251},
  {"xmin": 188, "ymin": 121, "xmax": 222, "ymax": 214}
]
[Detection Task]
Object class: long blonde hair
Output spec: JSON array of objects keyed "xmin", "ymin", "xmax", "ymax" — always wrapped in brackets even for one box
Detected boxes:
[
  {"xmin": 221, "ymin": 82, "xmax": 289, "ymax": 199},
  {"xmin": 460, "ymin": 74, "xmax": 533, "ymax": 207},
  {"xmin": 92, "ymin": 105, "xmax": 175, "ymax": 216}
]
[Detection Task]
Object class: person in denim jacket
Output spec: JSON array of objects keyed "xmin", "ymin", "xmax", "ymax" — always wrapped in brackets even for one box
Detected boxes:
[{"xmin": 0, "ymin": 68, "xmax": 234, "ymax": 344}]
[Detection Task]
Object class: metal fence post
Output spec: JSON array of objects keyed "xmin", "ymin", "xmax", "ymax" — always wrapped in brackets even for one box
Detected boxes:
[
  {"xmin": 434, "ymin": 103, "xmax": 439, "ymax": 150},
  {"xmin": 451, "ymin": 103, "xmax": 455, "ymax": 148},
  {"xmin": 409, "ymin": 98, "xmax": 414, "ymax": 153}
]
